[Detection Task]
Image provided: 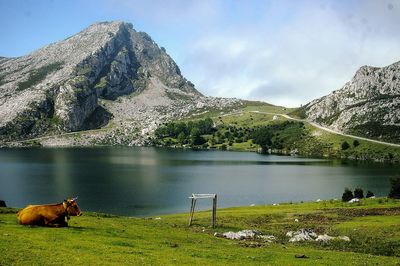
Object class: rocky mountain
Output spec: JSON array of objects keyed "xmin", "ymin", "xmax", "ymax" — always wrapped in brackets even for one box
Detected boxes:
[
  {"xmin": 299, "ymin": 61, "xmax": 400, "ymax": 143},
  {"xmin": 0, "ymin": 21, "xmax": 241, "ymax": 146}
]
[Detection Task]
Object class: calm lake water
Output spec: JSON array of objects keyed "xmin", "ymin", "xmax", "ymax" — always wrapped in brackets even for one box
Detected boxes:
[{"xmin": 0, "ymin": 147, "xmax": 398, "ymax": 216}]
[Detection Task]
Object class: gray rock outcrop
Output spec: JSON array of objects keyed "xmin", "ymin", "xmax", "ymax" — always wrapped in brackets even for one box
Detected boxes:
[{"xmin": 299, "ymin": 61, "xmax": 400, "ymax": 143}]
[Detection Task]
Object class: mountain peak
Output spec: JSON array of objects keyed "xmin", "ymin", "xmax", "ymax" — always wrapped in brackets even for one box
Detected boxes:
[{"xmin": 0, "ymin": 21, "xmax": 213, "ymax": 144}]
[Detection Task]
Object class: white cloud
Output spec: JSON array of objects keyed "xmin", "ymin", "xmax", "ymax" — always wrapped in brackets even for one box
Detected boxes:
[
  {"xmin": 177, "ymin": 0, "xmax": 400, "ymax": 107},
  {"xmin": 101, "ymin": 0, "xmax": 400, "ymax": 107}
]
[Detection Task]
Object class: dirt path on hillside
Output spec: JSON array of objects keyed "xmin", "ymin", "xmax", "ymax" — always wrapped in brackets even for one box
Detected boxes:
[{"xmin": 250, "ymin": 111, "xmax": 400, "ymax": 148}]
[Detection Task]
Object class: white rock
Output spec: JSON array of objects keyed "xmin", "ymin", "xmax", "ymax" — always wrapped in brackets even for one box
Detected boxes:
[
  {"xmin": 348, "ymin": 198, "xmax": 360, "ymax": 203},
  {"xmin": 257, "ymin": 235, "xmax": 276, "ymax": 242},
  {"xmin": 219, "ymin": 230, "xmax": 275, "ymax": 242},
  {"xmin": 337, "ymin": 236, "xmax": 351, "ymax": 242},
  {"xmin": 222, "ymin": 230, "xmax": 256, "ymax": 240},
  {"xmin": 315, "ymin": 234, "xmax": 335, "ymax": 242},
  {"xmin": 287, "ymin": 229, "xmax": 317, "ymax": 242}
]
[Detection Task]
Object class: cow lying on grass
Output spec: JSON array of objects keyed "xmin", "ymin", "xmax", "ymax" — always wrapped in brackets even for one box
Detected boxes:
[{"xmin": 17, "ymin": 197, "xmax": 82, "ymax": 227}]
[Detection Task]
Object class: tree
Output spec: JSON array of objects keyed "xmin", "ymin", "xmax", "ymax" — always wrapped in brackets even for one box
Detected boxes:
[
  {"xmin": 341, "ymin": 141, "xmax": 350, "ymax": 150},
  {"xmin": 210, "ymin": 136, "xmax": 216, "ymax": 146},
  {"xmin": 342, "ymin": 188, "xmax": 354, "ymax": 202},
  {"xmin": 252, "ymin": 127, "xmax": 272, "ymax": 154},
  {"xmin": 354, "ymin": 188, "xmax": 364, "ymax": 199},
  {"xmin": 366, "ymin": 190, "xmax": 374, "ymax": 198},
  {"xmin": 198, "ymin": 117, "xmax": 214, "ymax": 134},
  {"xmin": 174, "ymin": 122, "xmax": 187, "ymax": 137},
  {"xmin": 353, "ymin": 140, "xmax": 360, "ymax": 147},
  {"xmin": 177, "ymin": 132, "xmax": 187, "ymax": 145},
  {"xmin": 190, "ymin": 128, "xmax": 206, "ymax": 146},
  {"xmin": 388, "ymin": 177, "xmax": 400, "ymax": 199}
]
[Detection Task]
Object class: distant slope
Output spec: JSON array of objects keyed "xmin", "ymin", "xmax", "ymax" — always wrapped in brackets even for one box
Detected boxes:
[{"xmin": 295, "ymin": 61, "xmax": 400, "ymax": 143}]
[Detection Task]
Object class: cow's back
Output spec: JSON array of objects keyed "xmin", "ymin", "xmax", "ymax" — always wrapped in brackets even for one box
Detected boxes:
[{"xmin": 17, "ymin": 205, "xmax": 46, "ymax": 226}]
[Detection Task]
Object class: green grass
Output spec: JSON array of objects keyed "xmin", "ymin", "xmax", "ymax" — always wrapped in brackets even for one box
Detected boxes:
[
  {"xmin": 1, "ymin": 198, "xmax": 400, "ymax": 265},
  {"xmin": 217, "ymin": 111, "xmax": 275, "ymax": 127},
  {"xmin": 241, "ymin": 102, "xmax": 295, "ymax": 114},
  {"xmin": 305, "ymin": 124, "xmax": 400, "ymax": 160}
]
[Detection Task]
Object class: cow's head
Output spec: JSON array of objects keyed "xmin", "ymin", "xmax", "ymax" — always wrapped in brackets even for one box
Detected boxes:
[{"xmin": 64, "ymin": 197, "xmax": 82, "ymax": 217}]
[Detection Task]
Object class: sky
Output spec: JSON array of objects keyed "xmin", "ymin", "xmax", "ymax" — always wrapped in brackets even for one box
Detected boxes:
[{"xmin": 0, "ymin": 0, "xmax": 399, "ymax": 107}]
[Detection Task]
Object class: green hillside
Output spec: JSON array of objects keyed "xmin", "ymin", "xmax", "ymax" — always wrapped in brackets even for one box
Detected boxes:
[{"xmin": 153, "ymin": 103, "xmax": 400, "ymax": 162}]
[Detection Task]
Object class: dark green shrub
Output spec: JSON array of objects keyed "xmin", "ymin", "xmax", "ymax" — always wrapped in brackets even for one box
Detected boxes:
[
  {"xmin": 252, "ymin": 127, "xmax": 272, "ymax": 153},
  {"xmin": 353, "ymin": 140, "xmax": 360, "ymax": 147},
  {"xmin": 341, "ymin": 141, "xmax": 350, "ymax": 150},
  {"xmin": 190, "ymin": 128, "xmax": 206, "ymax": 146},
  {"xmin": 354, "ymin": 188, "xmax": 364, "ymax": 199},
  {"xmin": 388, "ymin": 177, "xmax": 400, "ymax": 199},
  {"xmin": 177, "ymin": 132, "xmax": 187, "ymax": 145},
  {"xmin": 366, "ymin": 190, "xmax": 374, "ymax": 198},
  {"xmin": 342, "ymin": 188, "xmax": 354, "ymax": 202}
]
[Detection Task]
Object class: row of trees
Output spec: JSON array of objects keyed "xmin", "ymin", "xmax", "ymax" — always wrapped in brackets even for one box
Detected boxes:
[
  {"xmin": 342, "ymin": 188, "xmax": 374, "ymax": 202},
  {"xmin": 154, "ymin": 118, "xmax": 306, "ymax": 150},
  {"xmin": 154, "ymin": 118, "xmax": 214, "ymax": 146},
  {"xmin": 251, "ymin": 121, "xmax": 305, "ymax": 153},
  {"xmin": 341, "ymin": 177, "xmax": 400, "ymax": 201},
  {"xmin": 155, "ymin": 118, "xmax": 214, "ymax": 138}
]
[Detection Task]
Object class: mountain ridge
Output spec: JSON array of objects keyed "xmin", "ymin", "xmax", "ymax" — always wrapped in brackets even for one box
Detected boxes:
[
  {"xmin": 1, "ymin": 21, "xmax": 399, "ymax": 148},
  {"xmin": 298, "ymin": 60, "xmax": 400, "ymax": 143},
  {"xmin": 0, "ymin": 21, "xmax": 242, "ymax": 146}
]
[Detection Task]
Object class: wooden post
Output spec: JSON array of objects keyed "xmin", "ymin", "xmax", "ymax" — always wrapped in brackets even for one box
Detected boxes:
[
  {"xmin": 188, "ymin": 193, "xmax": 217, "ymax": 227},
  {"xmin": 212, "ymin": 194, "xmax": 217, "ymax": 228},
  {"xmin": 189, "ymin": 196, "xmax": 197, "ymax": 226}
]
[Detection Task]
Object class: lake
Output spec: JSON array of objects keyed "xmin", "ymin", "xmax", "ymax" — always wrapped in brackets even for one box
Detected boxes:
[{"xmin": 0, "ymin": 147, "xmax": 398, "ymax": 216}]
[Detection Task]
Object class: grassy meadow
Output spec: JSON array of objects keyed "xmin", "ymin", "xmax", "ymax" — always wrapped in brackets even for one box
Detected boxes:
[{"xmin": 1, "ymin": 198, "xmax": 400, "ymax": 265}]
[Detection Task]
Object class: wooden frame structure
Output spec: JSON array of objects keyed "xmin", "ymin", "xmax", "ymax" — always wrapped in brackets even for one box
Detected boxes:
[{"xmin": 188, "ymin": 193, "xmax": 217, "ymax": 228}]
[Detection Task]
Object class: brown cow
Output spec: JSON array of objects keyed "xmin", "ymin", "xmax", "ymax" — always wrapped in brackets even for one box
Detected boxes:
[{"xmin": 17, "ymin": 197, "xmax": 82, "ymax": 227}]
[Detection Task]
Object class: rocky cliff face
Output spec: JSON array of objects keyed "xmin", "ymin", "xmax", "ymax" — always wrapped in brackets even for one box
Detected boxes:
[
  {"xmin": 0, "ymin": 21, "xmax": 241, "ymax": 146},
  {"xmin": 301, "ymin": 61, "xmax": 400, "ymax": 143}
]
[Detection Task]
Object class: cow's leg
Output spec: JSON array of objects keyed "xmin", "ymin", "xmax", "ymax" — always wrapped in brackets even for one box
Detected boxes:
[
  {"xmin": 57, "ymin": 219, "xmax": 68, "ymax": 227},
  {"xmin": 50, "ymin": 216, "xmax": 68, "ymax": 227},
  {"xmin": 43, "ymin": 217, "xmax": 55, "ymax": 227}
]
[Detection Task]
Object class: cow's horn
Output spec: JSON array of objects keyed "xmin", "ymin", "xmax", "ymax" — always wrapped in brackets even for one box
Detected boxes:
[{"xmin": 71, "ymin": 196, "xmax": 78, "ymax": 201}]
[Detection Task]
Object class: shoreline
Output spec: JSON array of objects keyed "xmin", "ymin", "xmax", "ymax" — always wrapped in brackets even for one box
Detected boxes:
[{"xmin": 1, "ymin": 143, "xmax": 399, "ymax": 164}]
